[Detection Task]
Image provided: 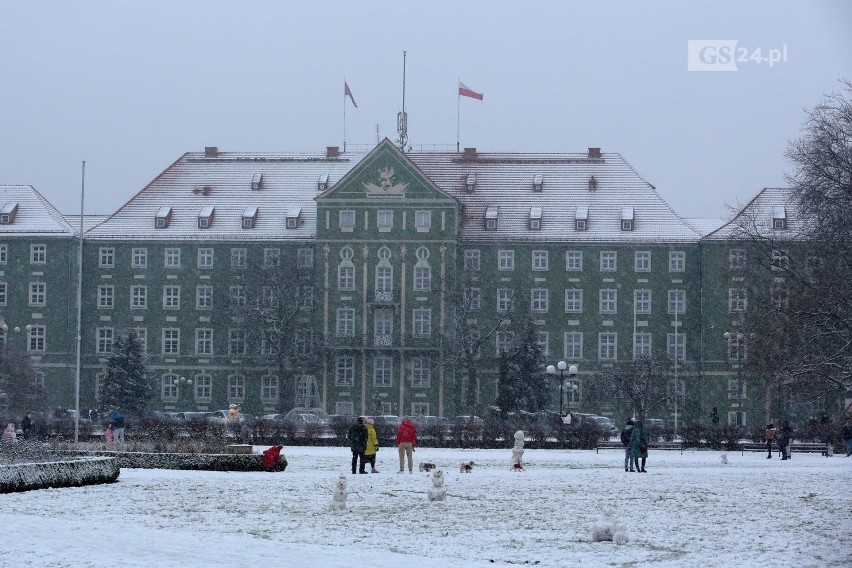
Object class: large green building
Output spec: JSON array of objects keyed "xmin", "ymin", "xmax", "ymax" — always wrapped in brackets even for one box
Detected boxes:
[{"xmin": 0, "ymin": 141, "xmax": 812, "ymax": 426}]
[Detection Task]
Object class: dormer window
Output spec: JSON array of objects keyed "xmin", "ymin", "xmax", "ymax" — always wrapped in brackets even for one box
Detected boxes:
[
  {"xmin": 242, "ymin": 207, "xmax": 258, "ymax": 229},
  {"xmin": 251, "ymin": 173, "xmax": 263, "ymax": 191},
  {"xmin": 465, "ymin": 173, "xmax": 476, "ymax": 192},
  {"xmin": 286, "ymin": 207, "xmax": 302, "ymax": 229},
  {"xmin": 575, "ymin": 207, "xmax": 588, "ymax": 231},
  {"xmin": 318, "ymin": 173, "xmax": 329, "ymax": 191},
  {"xmin": 772, "ymin": 206, "xmax": 787, "ymax": 230},
  {"xmin": 532, "ymin": 174, "xmax": 543, "ymax": 192},
  {"xmin": 621, "ymin": 207, "xmax": 634, "ymax": 231},
  {"xmin": 155, "ymin": 206, "xmax": 172, "ymax": 229},
  {"xmin": 529, "ymin": 207, "xmax": 542, "ymax": 230},
  {"xmin": 0, "ymin": 203, "xmax": 18, "ymax": 225},
  {"xmin": 588, "ymin": 176, "xmax": 598, "ymax": 191},
  {"xmin": 485, "ymin": 205, "xmax": 498, "ymax": 230},
  {"xmin": 198, "ymin": 206, "xmax": 214, "ymax": 229}
]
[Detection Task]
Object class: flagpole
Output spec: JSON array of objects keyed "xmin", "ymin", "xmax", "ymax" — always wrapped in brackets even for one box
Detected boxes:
[
  {"xmin": 343, "ymin": 78, "xmax": 347, "ymax": 153},
  {"xmin": 456, "ymin": 78, "xmax": 460, "ymax": 153}
]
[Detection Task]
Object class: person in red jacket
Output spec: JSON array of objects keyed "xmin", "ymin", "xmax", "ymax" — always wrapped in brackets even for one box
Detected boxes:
[
  {"xmin": 263, "ymin": 445, "xmax": 287, "ymax": 472},
  {"xmin": 396, "ymin": 418, "xmax": 417, "ymax": 473}
]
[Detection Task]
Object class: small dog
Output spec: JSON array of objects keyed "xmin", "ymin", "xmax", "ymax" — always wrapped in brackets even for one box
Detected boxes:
[
  {"xmin": 459, "ymin": 460, "xmax": 474, "ymax": 473},
  {"xmin": 419, "ymin": 462, "xmax": 436, "ymax": 472},
  {"xmin": 427, "ymin": 469, "xmax": 447, "ymax": 502},
  {"xmin": 720, "ymin": 453, "xmax": 729, "ymax": 465},
  {"xmin": 330, "ymin": 474, "xmax": 348, "ymax": 513},
  {"xmin": 511, "ymin": 462, "xmax": 525, "ymax": 472}
]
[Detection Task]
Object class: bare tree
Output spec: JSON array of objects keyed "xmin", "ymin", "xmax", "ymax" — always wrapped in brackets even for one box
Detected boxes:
[{"xmin": 0, "ymin": 342, "xmax": 48, "ymax": 416}]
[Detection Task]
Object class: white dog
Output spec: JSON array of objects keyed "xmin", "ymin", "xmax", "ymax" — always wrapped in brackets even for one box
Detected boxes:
[
  {"xmin": 330, "ymin": 474, "xmax": 349, "ymax": 512},
  {"xmin": 459, "ymin": 460, "xmax": 474, "ymax": 473},
  {"xmin": 427, "ymin": 470, "xmax": 448, "ymax": 502}
]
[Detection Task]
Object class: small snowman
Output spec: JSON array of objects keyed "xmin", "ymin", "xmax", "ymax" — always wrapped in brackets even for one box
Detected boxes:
[
  {"xmin": 427, "ymin": 470, "xmax": 448, "ymax": 502},
  {"xmin": 511, "ymin": 430, "xmax": 525, "ymax": 471}
]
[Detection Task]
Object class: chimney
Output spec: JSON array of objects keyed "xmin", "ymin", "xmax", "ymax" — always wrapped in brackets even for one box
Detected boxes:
[
  {"xmin": 463, "ymin": 147, "xmax": 478, "ymax": 160},
  {"xmin": 326, "ymin": 146, "xmax": 340, "ymax": 158},
  {"xmin": 204, "ymin": 146, "xmax": 219, "ymax": 158},
  {"xmin": 587, "ymin": 147, "xmax": 601, "ymax": 159}
]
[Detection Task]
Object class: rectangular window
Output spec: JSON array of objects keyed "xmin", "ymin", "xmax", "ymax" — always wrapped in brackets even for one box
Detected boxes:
[
  {"xmin": 97, "ymin": 285, "xmax": 113, "ymax": 309},
  {"xmin": 729, "ymin": 289, "xmax": 747, "ymax": 313},
  {"xmin": 411, "ymin": 357, "xmax": 431, "ymax": 387},
  {"xmin": 298, "ymin": 286, "xmax": 314, "ymax": 309},
  {"xmin": 532, "ymin": 251, "xmax": 549, "ymax": 271},
  {"xmin": 412, "ymin": 309, "xmax": 432, "ymax": 337},
  {"xmin": 30, "ymin": 244, "xmax": 46, "ymax": 264},
  {"xmin": 565, "ymin": 289, "xmax": 583, "ymax": 313},
  {"xmin": 165, "ymin": 248, "xmax": 181, "ymax": 268},
  {"xmin": 161, "ymin": 374, "xmax": 179, "ymax": 400},
  {"xmin": 667, "ymin": 333, "xmax": 686, "ymax": 361},
  {"xmin": 669, "ymin": 251, "xmax": 685, "ymax": 272},
  {"xmin": 336, "ymin": 357, "xmax": 355, "ymax": 386},
  {"xmin": 196, "ymin": 286, "xmax": 213, "ymax": 309},
  {"xmin": 374, "ymin": 308, "xmax": 393, "ymax": 341},
  {"xmin": 600, "ymin": 251, "xmax": 617, "ymax": 271},
  {"xmin": 634, "ymin": 289, "xmax": 651, "ymax": 314},
  {"xmin": 131, "ymin": 285, "xmax": 147, "ymax": 309},
  {"xmin": 163, "ymin": 286, "xmax": 180, "ymax": 309},
  {"xmin": 29, "ymin": 282, "xmax": 46, "ymax": 306},
  {"xmin": 729, "ymin": 249, "xmax": 746, "ymax": 270},
  {"xmin": 377, "ymin": 210, "xmax": 393, "ymax": 231},
  {"xmin": 132, "ymin": 328, "xmax": 147, "ymax": 353},
  {"xmin": 197, "ymin": 248, "xmax": 214, "ymax": 268},
  {"xmin": 771, "ymin": 249, "xmax": 789, "ymax": 271},
  {"xmin": 633, "ymin": 332, "xmax": 652, "ymax": 357},
  {"xmin": 536, "ymin": 331, "xmax": 550, "ymax": 356},
  {"xmin": 727, "ymin": 378, "xmax": 747, "ymax": 400},
  {"xmin": 162, "ymin": 328, "xmax": 180, "ymax": 355},
  {"xmin": 99, "ymin": 247, "xmax": 115, "ymax": 268},
  {"xmin": 496, "ymin": 331, "xmax": 514, "ymax": 354},
  {"xmin": 566, "ymin": 251, "xmax": 583, "ymax": 271},
  {"xmin": 465, "ymin": 288, "xmax": 481, "ymax": 311},
  {"xmin": 464, "ymin": 250, "xmax": 480, "ymax": 271},
  {"xmin": 337, "ymin": 308, "xmax": 355, "ymax": 337},
  {"xmin": 262, "ymin": 286, "xmax": 278, "ymax": 308},
  {"xmin": 295, "ymin": 331, "xmax": 313, "ymax": 356},
  {"xmin": 28, "ymin": 325, "xmax": 45, "ymax": 352},
  {"xmin": 297, "ymin": 248, "xmax": 314, "ymax": 269},
  {"xmin": 598, "ymin": 333, "xmax": 617, "ymax": 360},
  {"xmin": 338, "ymin": 265, "xmax": 354, "ymax": 290},
  {"xmin": 228, "ymin": 375, "xmax": 245, "ymax": 400},
  {"xmin": 531, "ymin": 288, "xmax": 549, "ymax": 312},
  {"xmin": 263, "ymin": 248, "xmax": 280, "ymax": 268},
  {"xmin": 374, "ymin": 356, "xmax": 393, "ymax": 387},
  {"xmin": 498, "ymin": 250, "xmax": 515, "ymax": 270},
  {"xmin": 413, "ymin": 266, "xmax": 431, "ymax": 291},
  {"xmin": 260, "ymin": 330, "xmax": 277, "ymax": 355},
  {"xmin": 727, "ymin": 336, "xmax": 746, "ymax": 362},
  {"xmin": 497, "ymin": 288, "xmax": 514, "ymax": 311},
  {"xmin": 261, "ymin": 376, "xmax": 279, "ymax": 403},
  {"xmin": 414, "ymin": 210, "xmax": 432, "ymax": 232},
  {"xmin": 231, "ymin": 248, "xmax": 247, "ymax": 269},
  {"xmin": 599, "ymin": 289, "xmax": 617, "ymax": 314},
  {"xmin": 229, "ymin": 286, "xmax": 246, "ymax": 308},
  {"xmin": 339, "ymin": 210, "xmax": 355, "ymax": 231},
  {"xmin": 0, "ymin": 244, "xmax": 6, "ymax": 264},
  {"xmin": 634, "ymin": 251, "xmax": 650, "ymax": 272},
  {"xmin": 228, "ymin": 329, "xmax": 246, "ymax": 355},
  {"xmin": 195, "ymin": 329, "xmax": 213, "ymax": 355},
  {"xmin": 668, "ymin": 290, "xmax": 686, "ymax": 315},
  {"xmin": 195, "ymin": 375, "xmax": 212, "ymax": 401},
  {"xmin": 132, "ymin": 248, "xmax": 147, "ymax": 268},
  {"xmin": 0, "ymin": 282, "xmax": 6, "ymax": 306},
  {"xmin": 96, "ymin": 327, "xmax": 114, "ymax": 354}
]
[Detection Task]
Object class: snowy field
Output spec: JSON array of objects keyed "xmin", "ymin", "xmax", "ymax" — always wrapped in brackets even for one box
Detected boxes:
[{"xmin": 2, "ymin": 446, "xmax": 850, "ymax": 568}]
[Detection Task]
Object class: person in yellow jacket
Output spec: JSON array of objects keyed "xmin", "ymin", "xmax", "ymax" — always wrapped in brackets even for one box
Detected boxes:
[{"xmin": 364, "ymin": 418, "xmax": 380, "ymax": 473}]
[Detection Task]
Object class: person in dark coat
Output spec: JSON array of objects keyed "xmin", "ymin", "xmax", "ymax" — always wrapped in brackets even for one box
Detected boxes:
[
  {"xmin": 347, "ymin": 417, "xmax": 368, "ymax": 474},
  {"xmin": 629, "ymin": 421, "xmax": 650, "ymax": 473},
  {"xmin": 710, "ymin": 407, "xmax": 719, "ymax": 425},
  {"xmin": 620, "ymin": 420, "xmax": 635, "ymax": 472},
  {"xmin": 776, "ymin": 420, "xmax": 793, "ymax": 460},
  {"xmin": 111, "ymin": 410, "xmax": 125, "ymax": 443},
  {"xmin": 21, "ymin": 412, "xmax": 34, "ymax": 440},
  {"xmin": 764, "ymin": 424, "xmax": 776, "ymax": 458}
]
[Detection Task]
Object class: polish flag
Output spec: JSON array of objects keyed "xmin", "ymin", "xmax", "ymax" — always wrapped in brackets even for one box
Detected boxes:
[
  {"xmin": 458, "ymin": 81, "xmax": 484, "ymax": 101},
  {"xmin": 344, "ymin": 81, "xmax": 357, "ymax": 108}
]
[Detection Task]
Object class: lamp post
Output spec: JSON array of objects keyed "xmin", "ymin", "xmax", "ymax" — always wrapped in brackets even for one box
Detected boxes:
[
  {"xmin": 724, "ymin": 331, "xmax": 745, "ymax": 426},
  {"xmin": 173, "ymin": 376, "xmax": 193, "ymax": 409},
  {"xmin": 547, "ymin": 361, "xmax": 579, "ymax": 447}
]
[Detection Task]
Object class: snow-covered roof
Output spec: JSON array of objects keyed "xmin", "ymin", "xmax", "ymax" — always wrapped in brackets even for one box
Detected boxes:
[
  {"xmin": 703, "ymin": 188, "xmax": 801, "ymax": 241},
  {"xmin": 682, "ymin": 217, "xmax": 726, "ymax": 237},
  {"xmin": 0, "ymin": 185, "xmax": 76, "ymax": 237}
]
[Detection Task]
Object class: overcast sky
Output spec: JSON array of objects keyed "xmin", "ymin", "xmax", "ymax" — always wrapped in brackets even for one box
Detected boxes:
[{"xmin": 2, "ymin": 1, "xmax": 850, "ymax": 220}]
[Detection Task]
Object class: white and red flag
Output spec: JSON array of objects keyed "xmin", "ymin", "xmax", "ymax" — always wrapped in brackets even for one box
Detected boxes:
[
  {"xmin": 344, "ymin": 81, "xmax": 357, "ymax": 108},
  {"xmin": 458, "ymin": 80, "xmax": 484, "ymax": 101}
]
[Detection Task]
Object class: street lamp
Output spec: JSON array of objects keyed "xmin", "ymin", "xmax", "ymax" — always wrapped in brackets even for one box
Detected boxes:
[
  {"xmin": 724, "ymin": 331, "xmax": 745, "ymax": 426},
  {"xmin": 547, "ymin": 361, "xmax": 579, "ymax": 446},
  {"xmin": 173, "ymin": 376, "xmax": 193, "ymax": 408}
]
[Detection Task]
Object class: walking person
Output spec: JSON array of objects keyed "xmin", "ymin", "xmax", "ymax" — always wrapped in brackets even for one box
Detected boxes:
[
  {"xmin": 111, "ymin": 410, "xmax": 125, "ymax": 443},
  {"xmin": 764, "ymin": 423, "xmax": 776, "ymax": 458},
  {"xmin": 777, "ymin": 420, "xmax": 793, "ymax": 460},
  {"xmin": 21, "ymin": 412, "xmax": 34, "ymax": 441},
  {"xmin": 710, "ymin": 407, "xmax": 719, "ymax": 426},
  {"xmin": 104, "ymin": 423, "xmax": 114, "ymax": 443},
  {"xmin": 629, "ymin": 420, "xmax": 649, "ymax": 473},
  {"xmin": 347, "ymin": 417, "xmax": 368, "ymax": 474},
  {"xmin": 620, "ymin": 419, "xmax": 635, "ymax": 472},
  {"xmin": 89, "ymin": 406, "xmax": 99, "ymax": 424},
  {"xmin": 396, "ymin": 417, "xmax": 417, "ymax": 474},
  {"xmin": 2, "ymin": 423, "xmax": 16, "ymax": 443},
  {"xmin": 364, "ymin": 418, "xmax": 380, "ymax": 473}
]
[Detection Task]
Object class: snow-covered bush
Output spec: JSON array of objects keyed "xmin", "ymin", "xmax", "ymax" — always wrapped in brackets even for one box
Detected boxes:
[{"xmin": 0, "ymin": 456, "xmax": 119, "ymax": 493}]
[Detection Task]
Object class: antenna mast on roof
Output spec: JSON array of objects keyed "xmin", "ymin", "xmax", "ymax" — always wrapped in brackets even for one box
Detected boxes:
[{"xmin": 397, "ymin": 51, "xmax": 408, "ymax": 151}]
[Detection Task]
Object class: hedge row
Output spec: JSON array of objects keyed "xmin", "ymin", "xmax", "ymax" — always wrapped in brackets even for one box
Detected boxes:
[{"xmin": 0, "ymin": 456, "xmax": 119, "ymax": 494}]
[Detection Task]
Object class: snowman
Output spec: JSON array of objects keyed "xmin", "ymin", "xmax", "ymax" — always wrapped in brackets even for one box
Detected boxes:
[{"xmin": 511, "ymin": 430, "xmax": 525, "ymax": 471}]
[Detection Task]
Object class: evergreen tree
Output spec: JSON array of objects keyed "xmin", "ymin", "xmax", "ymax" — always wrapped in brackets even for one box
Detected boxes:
[
  {"xmin": 0, "ymin": 342, "xmax": 48, "ymax": 415},
  {"xmin": 495, "ymin": 350, "xmax": 516, "ymax": 414},
  {"xmin": 496, "ymin": 319, "xmax": 550, "ymax": 414},
  {"xmin": 101, "ymin": 330, "xmax": 152, "ymax": 415}
]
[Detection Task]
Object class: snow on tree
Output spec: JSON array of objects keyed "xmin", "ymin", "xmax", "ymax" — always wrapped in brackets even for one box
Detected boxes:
[{"xmin": 100, "ymin": 329, "xmax": 152, "ymax": 416}]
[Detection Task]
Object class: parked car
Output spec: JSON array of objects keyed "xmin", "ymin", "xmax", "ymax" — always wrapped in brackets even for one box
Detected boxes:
[
  {"xmin": 453, "ymin": 415, "xmax": 485, "ymax": 428},
  {"xmin": 589, "ymin": 415, "xmax": 618, "ymax": 437}
]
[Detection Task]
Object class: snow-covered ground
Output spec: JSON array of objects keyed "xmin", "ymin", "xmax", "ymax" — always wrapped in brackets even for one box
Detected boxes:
[{"xmin": 2, "ymin": 447, "xmax": 850, "ymax": 567}]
